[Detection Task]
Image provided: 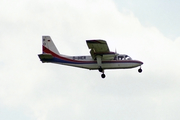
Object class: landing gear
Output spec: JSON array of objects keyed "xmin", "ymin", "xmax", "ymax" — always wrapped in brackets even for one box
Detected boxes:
[
  {"xmin": 138, "ymin": 67, "xmax": 142, "ymax": 73},
  {"xmin": 99, "ymin": 67, "xmax": 106, "ymax": 78},
  {"xmin": 98, "ymin": 67, "xmax": 103, "ymax": 72},
  {"xmin": 96, "ymin": 56, "xmax": 105, "ymax": 78},
  {"xmin": 101, "ymin": 73, "xmax": 106, "ymax": 78}
]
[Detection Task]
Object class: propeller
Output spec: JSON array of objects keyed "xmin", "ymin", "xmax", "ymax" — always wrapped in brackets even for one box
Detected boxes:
[{"xmin": 115, "ymin": 48, "xmax": 118, "ymax": 55}]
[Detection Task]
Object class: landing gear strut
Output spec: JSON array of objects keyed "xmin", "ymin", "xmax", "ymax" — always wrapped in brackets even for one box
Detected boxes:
[
  {"xmin": 138, "ymin": 67, "xmax": 142, "ymax": 73},
  {"xmin": 96, "ymin": 56, "xmax": 105, "ymax": 78},
  {"xmin": 99, "ymin": 67, "xmax": 106, "ymax": 78}
]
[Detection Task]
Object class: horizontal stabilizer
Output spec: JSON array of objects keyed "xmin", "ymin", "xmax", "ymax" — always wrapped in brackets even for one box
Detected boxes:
[{"xmin": 38, "ymin": 53, "xmax": 53, "ymax": 62}]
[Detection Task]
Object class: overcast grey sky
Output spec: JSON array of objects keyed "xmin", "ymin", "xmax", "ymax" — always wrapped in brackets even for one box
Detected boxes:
[
  {"xmin": 114, "ymin": 0, "xmax": 180, "ymax": 40},
  {"xmin": 0, "ymin": 0, "xmax": 180, "ymax": 120}
]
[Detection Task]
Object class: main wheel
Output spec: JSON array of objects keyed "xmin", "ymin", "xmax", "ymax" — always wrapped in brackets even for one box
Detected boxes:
[
  {"xmin": 138, "ymin": 68, "xmax": 142, "ymax": 73},
  {"xmin": 98, "ymin": 67, "xmax": 103, "ymax": 72},
  {"xmin": 101, "ymin": 74, "xmax": 106, "ymax": 78}
]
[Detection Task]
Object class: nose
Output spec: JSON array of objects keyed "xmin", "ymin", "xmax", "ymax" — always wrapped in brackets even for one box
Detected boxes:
[
  {"xmin": 137, "ymin": 60, "xmax": 143, "ymax": 66},
  {"xmin": 140, "ymin": 61, "xmax": 143, "ymax": 65}
]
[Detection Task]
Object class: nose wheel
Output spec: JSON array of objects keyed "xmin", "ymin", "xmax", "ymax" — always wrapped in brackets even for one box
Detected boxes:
[{"xmin": 138, "ymin": 67, "xmax": 142, "ymax": 73}]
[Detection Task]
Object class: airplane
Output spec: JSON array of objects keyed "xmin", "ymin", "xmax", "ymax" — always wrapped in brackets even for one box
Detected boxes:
[{"xmin": 38, "ymin": 36, "xmax": 143, "ymax": 78}]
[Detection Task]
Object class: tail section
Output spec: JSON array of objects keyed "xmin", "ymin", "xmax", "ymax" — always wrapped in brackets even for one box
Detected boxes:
[
  {"xmin": 42, "ymin": 36, "xmax": 60, "ymax": 55},
  {"xmin": 38, "ymin": 36, "xmax": 60, "ymax": 63}
]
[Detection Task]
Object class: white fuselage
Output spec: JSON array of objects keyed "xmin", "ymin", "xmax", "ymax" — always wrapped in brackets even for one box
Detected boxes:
[{"xmin": 49, "ymin": 54, "xmax": 143, "ymax": 70}]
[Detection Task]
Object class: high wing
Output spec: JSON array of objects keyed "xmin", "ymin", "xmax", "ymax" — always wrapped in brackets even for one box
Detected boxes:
[{"xmin": 86, "ymin": 40, "xmax": 116, "ymax": 60}]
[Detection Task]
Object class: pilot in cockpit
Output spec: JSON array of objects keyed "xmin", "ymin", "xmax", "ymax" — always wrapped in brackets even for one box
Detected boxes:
[
  {"xmin": 116, "ymin": 55, "xmax": 132, "ymax": 60},
  {"xmin": 125, "ymin": 55, "xmax": 132, "ymax": 60}
]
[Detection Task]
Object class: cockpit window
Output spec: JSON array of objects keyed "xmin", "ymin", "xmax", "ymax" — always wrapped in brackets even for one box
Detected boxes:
[
  {"xmin": 117, "ymin": 55, "xmax": 132, "ymax": 60},
  {"xmin": 126, "ymin": 56, "xmax": 132, "ymax": 60},
  {"xmin": 117, "ymin": 55, "xmax": 124, "ymax": 60}
]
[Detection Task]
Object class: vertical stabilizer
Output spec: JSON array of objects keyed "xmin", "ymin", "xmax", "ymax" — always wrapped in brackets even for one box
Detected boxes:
[{"xmin": 42, "ymin": 36, "xmax": 60, "ymax": 55}]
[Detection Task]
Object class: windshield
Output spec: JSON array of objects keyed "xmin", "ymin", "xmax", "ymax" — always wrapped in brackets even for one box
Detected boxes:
[{"xmin": 117, "ymin": 55, "xmax": 132, "ymax": 60}]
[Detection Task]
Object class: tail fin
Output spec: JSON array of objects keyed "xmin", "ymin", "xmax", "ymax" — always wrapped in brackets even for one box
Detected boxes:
[{"xmin": 42, "ymin": 36, "xmax": 60, "ymax": 55}]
